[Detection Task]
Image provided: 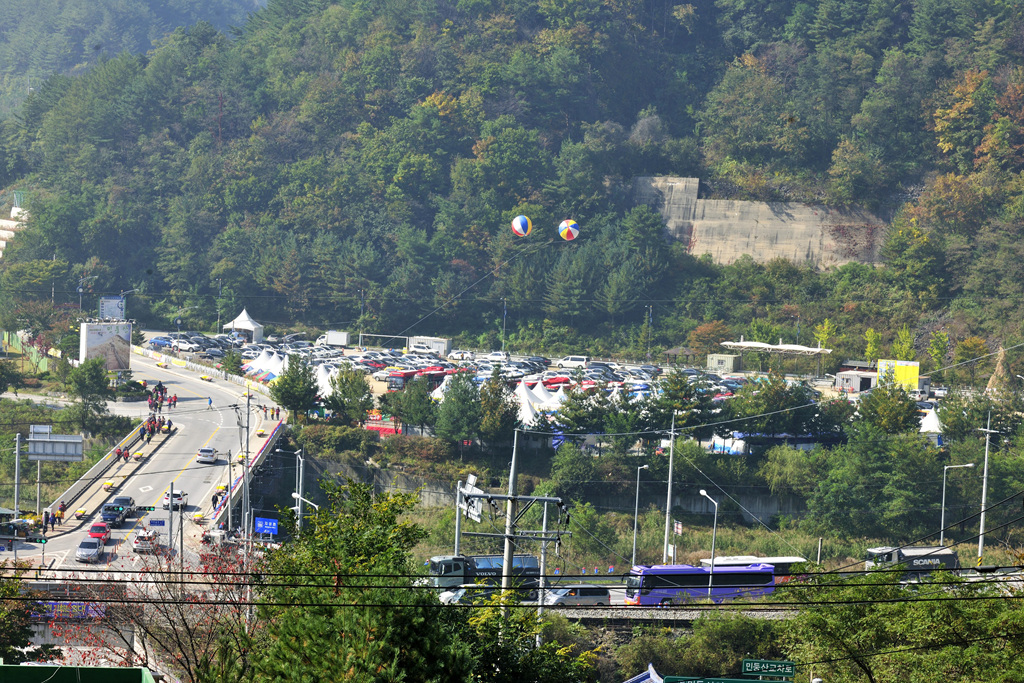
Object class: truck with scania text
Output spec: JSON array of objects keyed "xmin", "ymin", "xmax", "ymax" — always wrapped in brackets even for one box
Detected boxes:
[
  {"xmin": 427, "ymin": 554, "xmax": 541, "ymax": 589},
  {"xmin": 865, "ymin": 545, "xmax": 960, "ymax": 580}
]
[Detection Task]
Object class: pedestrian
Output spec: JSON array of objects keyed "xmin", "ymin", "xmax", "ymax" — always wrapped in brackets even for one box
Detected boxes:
[
  {"xmin": 50, "ymin": 516, "xmax": 56, "ymax": 532},
  {"xmin": 172, "ymin": 395, "xmax": 177, "ymax": 408},
  {"xmin": 146, "ymin": 432, "xmax": 152, "ymax": 445},
  {"xmin": 42, "ymin": 510, "xmax": 49, "ymax": 528},
  {"xmin": 58, "ymin": 500, "xmax": 66, "ymax": 516},
  {"xmin": 208, "ymin": 397, "xmax": 213, "ymax": 410},
  {"xmin": 115, "ymin": 447, "xmax": 122, "ymax": 459},
  {"xmin": 124, "ymin": 449, "xmax": 130, "ymax": 462},
  {"xmin": 263, "ymin": 405, "xmax": 268, "ymax": 418},
  {"xmin": 212, "ymin": 493, "xmax": 218, "ymax": 508},
  {"xmin": 166, "ymin": 419, "xmax": 173, "ymax": 431}
]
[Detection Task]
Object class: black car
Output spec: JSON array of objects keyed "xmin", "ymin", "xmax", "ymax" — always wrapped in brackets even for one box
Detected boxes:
[{"xmin": 523, "ymin": 356, "xmax": 551, "ymax": 367}]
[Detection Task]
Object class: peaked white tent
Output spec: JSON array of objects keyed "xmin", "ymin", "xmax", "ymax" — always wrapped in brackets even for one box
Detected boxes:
[
  {"xmin": 531, "ymin": 381, "xmax": 554, "ymax": 404},
  {"xmin": 518, "ymin": 397, "xmax": 538, "ymax": 426},
  {"xmin": 920, "ymin": 409, "xmax": 943, "ymax": 446},
  {"xmin": 431, "ymin": 374, "xmax": 453, "ymax": 401},
  {"xmin": 316, "ymin": 365, "xmax": 335, "ymax": 397},
  {"xmin": 549, "ymin": 386, "xmax": 569, "ymax": 406},
  {"xmin": 223, "ymin": 308, "xmax": 264, "ymax": 343},
  {"xmin": 514, "ymin": 380, "xmax": 540, "ymax": 409}
]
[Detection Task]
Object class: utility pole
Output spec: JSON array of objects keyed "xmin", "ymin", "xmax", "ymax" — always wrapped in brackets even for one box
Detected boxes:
[
  {"xmin": 501, "ymin": 430, "xmax": 520, "ymax": 598},
  {"xmin": 662, "ymin": 413, "xmax": 675, "ymax": 563},
  {"xmin": 501, "ymin": 298, "xmax": 507, "ymax": 352},
  {"xmin": 453, "ymin": 480, "xmax": 463, "ymax": 556},
  {"xmin": 978, "ymin": 412, "xmax": 996, "ymax": 561},
  {"xmin": 14, "ymin": 433, "xmax": 20, "ymax": 520}
]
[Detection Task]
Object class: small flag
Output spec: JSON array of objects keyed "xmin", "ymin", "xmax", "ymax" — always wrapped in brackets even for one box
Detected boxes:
[{"xmin": 674, "ymin": 520, "xmax": 683, "ymax": 535}]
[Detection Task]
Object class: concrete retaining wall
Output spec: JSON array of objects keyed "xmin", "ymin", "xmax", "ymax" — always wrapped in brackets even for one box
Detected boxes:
[{"xmin": 633, "ymin": 176, "xmax": 884, "ymax": 268}]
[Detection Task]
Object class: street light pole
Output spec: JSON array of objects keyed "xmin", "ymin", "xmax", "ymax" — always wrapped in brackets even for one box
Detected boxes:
[
  {"xmin": 632, "ymin": 465, "xmax": 649, "ymax": 566},
  {"xmin": 978, "ymin": 412, "xmax": 997, "ymax": 560},
  {"xmin": 699, "ymin": 489, "xmax": 718, "ymax": 599},
  {"xmin": 662, "ymin": 412, "xmax": 676, "ymax": 563},
  {"xmin": 277, "ymin": 447, "xmax": 306, "ymax": 531},
  {"xmin": 941, "ymin": 463, "xmax": 974, "ymax": 546}
]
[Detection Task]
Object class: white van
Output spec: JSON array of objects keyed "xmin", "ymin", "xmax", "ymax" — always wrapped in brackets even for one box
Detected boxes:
[
  {"xmin": 556, "ymin": 355, "xmax": 590, "ymax": 369},
  {"xmin": 542, "ymin": 584, "xmax": 610, "ymax": 606}
]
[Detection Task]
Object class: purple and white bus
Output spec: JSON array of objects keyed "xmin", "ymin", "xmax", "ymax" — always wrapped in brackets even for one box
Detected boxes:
[{"xmin": 624, "ymin": 563, "xmax": 775, "ymax": 606}]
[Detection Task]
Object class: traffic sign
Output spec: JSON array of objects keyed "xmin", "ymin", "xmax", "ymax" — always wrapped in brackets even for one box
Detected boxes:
[
  {"xmin": 741, "ymin": 660, "xmax": 796, "ymax": 677},
  {"xmin": 664, "ymin": 677, "xmax": 753, "ymax": 682},
  {"xmin": 149, "ymin": 519, "xmax": 165, "ymax": 527},
  {"xmin": 254, "ymin": 517, "xmax": 278, "ymax": 535}
]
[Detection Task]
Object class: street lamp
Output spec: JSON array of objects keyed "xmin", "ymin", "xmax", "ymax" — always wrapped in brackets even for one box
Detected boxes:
[
  {"xmin": 699, "ymin": 489, "xmax": 718, "ymax": 599},
  {"xmin": 277, "ymin": 448, "xmax": 306, "ymax": 531},
  {"xmin": 632, "ymin": 465, "xmax": 649, "ymax": 566},
  {"xmin": 941, "ymin": 463, "xmax": 974, "ymax": 546},
  {"xmin": 291, "ymin": 492, "xmax": 319, "ymax": 510}
]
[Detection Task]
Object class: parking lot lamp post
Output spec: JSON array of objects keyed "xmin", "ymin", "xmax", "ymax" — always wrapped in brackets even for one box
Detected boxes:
[
  {"xmin": 632, "ymin": 465, "xmax": 649, "ymax": 566},
  {"xmin": 941, "ymin": 463, "xmax": 974, "ymax": 546},
  {"xmin": 277, "ymin": 448, "xmax": 306, "ymax": 531},
  {"xmin": 699, "ymin": 489, "xmax": 718, "ymax": 599}
]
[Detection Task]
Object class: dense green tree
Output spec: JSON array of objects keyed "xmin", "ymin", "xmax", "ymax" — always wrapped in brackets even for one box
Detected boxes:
[
  {"xmin": 241, "ymin": 481, "xmax": 475, "ymax": 682},
  {"xmin": 269, "ymin": 356, "xmax": 319, "ymax": 421},
  {"xmin": 478, "ymin": 368, "xmax": 518, "ymax": 445},
  {"xmin": 324, "ymin": 367, "xmax": 374, "ymax": 426},
  {"xmin": 434, "ymin": 372, "xmax": 481, "ymax": 458},
  {"xmin": 392, "ymin": 376, "xmax": 437, "ymax": 435},
  {"xmin": 856, "ymin": 379, "xmax": 920, "ymax": 434},
  {"xmin": 0, "ymin": 569, "xmax": 61, "ymax": 663}
]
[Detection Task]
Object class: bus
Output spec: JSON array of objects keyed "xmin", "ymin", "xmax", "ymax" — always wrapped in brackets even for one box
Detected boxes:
[
  {"xmin": 624, "ymin": 563, "xmax": 775, "ymax": 606},
  {"xmin": 700, "ymin": 555, "xmax": 809, "ymax": 584}
]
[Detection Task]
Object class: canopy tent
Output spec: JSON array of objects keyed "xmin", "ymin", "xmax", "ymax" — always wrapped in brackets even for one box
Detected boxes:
[
  {"xmin": 518, "ymin": 396, "xmax": 538, "ymax": 426},
  {"xmin": 531, "ymin": 381, "xmax": 554, "ymax": 404},
  {"xmin": 920, "ymin": 409, "xmax": 943, "ymax": 446},
  {"xmin": 316, "ymin": 365, "xmax": 335, "ymax": 397},
  {"xmin": 514, "ymin": 379, "xmax": 540, "ymax": 409},
  {"xmin": 223, "ymin": 308, "xmax": 264, "ymax": 343}
]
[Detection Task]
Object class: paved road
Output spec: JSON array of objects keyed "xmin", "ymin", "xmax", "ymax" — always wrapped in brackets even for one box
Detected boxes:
[{"xmin": 9, "ymin": 353, "xmax": 280, "ymax": 575}]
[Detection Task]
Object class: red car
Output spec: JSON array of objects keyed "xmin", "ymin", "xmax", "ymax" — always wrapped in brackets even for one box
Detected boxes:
[{"xmin": 88, "ymin": 522, "xmax": 111, "ymax": 543}]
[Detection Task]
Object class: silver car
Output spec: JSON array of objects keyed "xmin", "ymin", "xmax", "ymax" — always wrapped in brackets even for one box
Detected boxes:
[{"xmin": 76, "ymin": 538, "xmax": 104, "ymax": 564}]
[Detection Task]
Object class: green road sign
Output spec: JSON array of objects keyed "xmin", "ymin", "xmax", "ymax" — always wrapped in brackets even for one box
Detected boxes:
[
  {"xmin": 741, "ymin": 659, "xmax": 796, "ymax": 677},
  {"xmin": 665, "ymin": 678, "xmax": 752, "ymax": 682}
]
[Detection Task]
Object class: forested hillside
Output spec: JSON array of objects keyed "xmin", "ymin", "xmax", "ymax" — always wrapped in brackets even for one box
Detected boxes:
[
  {"xmin": 0, "ymin": 0, "xmax": 264, "ymax": 117},
  {"xmin": 0, "ymin": 0, "xmax": 1022, "ymax": 368}
]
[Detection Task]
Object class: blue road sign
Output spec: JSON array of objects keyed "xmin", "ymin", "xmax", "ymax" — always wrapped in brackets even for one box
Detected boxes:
[
  {"xmin": 149, "ymin": 519, "xmax": 165, "ymax": 527},
  {"xmin": 254, "ymin": 517, "xmax": 278, "ymax": 535}
]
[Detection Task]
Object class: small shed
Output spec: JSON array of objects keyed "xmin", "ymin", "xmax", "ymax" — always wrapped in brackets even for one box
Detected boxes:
[
  {"xmin": 836, "ymin": 370, "xmax": 876, "ymax": 393},
  {"xmin": 223, "ymin": 308, "xmax": 265, "ymax": 343},
  {"xmin": 707, "ymin": 353, "xmax": 743, "ymax": 373},
  {"xmin": 664, "ymin": 346, "xmax": 698, "ymax": 365}
]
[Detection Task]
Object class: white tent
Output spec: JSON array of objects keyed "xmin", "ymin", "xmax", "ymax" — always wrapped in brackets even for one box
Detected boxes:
[
  {"xmin": 223, "ymin": 308, "xmax": 265, "ymax": 343},
  {"xmin": 431, "ymin": 374, "xmax": 453, "ymax": 401},
  {"xmin": 531, "ymin": 381, "xmax": 554, "ymax": 404},
  {"xmin": 549, "ymin": 386, "xmax": 569, "ymax": 405},
  {"xmin": 920, "ymin": 409, "xmax": 943, "ymax": 446},
  {"xmin": 518, "ymin": 397, "xmax": 538, "ymax": 426},
  {"xmin": 514, "ymin": 380, "xmax": 540, "ymax": 409},
  {"xmin": 316, "ymin": 365, "xmax": 335, "ymax": 397},
  {"xmin": 244, "ymin": 349, "xmax": 275, "ymax": 375}
]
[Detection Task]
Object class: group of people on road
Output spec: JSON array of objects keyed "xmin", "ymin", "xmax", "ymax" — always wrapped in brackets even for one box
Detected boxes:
[
  {"xmin": 146, "ymin": 382, "xmax": 177, "ymax": 413},
  {"xmin": 41, "ymin": 502, "xmax": 66, "ymax": 533},
  {"xmin": 262, "ymin": 405, "xmax": 281, "ymax": 420}
]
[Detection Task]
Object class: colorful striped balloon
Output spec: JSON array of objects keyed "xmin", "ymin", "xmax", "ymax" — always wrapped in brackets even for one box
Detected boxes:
[
  {"xmin": 558, "ymin": 219, "xmax": 579, "ymax": 241},
  {"xmin": 511, "ymin": 215, "xmax": 532, "ymax": 237}
]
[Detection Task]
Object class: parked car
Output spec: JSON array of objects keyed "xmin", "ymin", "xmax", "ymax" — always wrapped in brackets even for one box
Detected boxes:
[
  {"xmin": 172, "ymin": 341, "xmax": 200, "ymax": 353},
  {"xmin": 484, "ymin": 351, "xmax": 510, "ymax": 362},
  {"xmin": 542, "ymin": 584, "xmax": 610, "ymax": 606},
  {"xmin": 162, "ymin": 490, "xmax": 188, "ymax": 510},
  {"xmin": 408, "ymin": 342, "xmax": 434, "ymax": 354},
  {"xmin": 448, "ymin": 350, "xmax": 475, "ymax": 361},
  {"xmin": 76, "ymin": 538, "xmax": 104, "ymax": 564},
  {"xmin": 203, "ymin": 347, "xmax": 226, "ymax": 358},
  {"xmin": 557, "ymin": 355, "xmax": 589, "ymax": 369},
  {"xmin": 88, "ymin": 522, "xmax": 112, "ymax": 543},
  {"xmin": 149, "ymin": 337, "xmax": 174, "ymax": 349},
  {"xmin": 196, "ymin": 447, "xmax": 218, "ymax": 464}
]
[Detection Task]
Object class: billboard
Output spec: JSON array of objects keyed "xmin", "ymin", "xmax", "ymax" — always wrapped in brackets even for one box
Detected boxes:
[
  {"xmin": 79, "ymin": 321, "xmax": 132, "ymax": 371},
  {"xmin": 877, "ymin": 359, "xmax": 920, "ymax": 390},
  {"xmin": 98, "ymin": 296, "xmax": 126, "ymax": 319}
]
